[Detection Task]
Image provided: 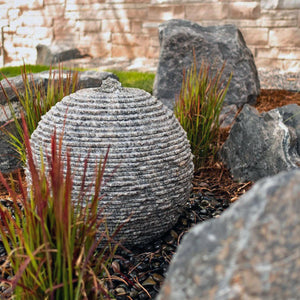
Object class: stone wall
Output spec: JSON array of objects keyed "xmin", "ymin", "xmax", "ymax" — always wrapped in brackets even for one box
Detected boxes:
[{"xmin": 0, "ymin": 0, "xmax": 299, "ymax": 71}]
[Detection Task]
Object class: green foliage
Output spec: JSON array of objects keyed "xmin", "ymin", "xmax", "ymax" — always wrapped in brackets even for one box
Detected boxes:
[
  {"xmin": 0, "ymin": 65, "xmax": 50, "ymax": 81},
  {"xmin": 107, "ymin": 70, "xmax": 155, "ymax": 94},
  {"xmin": 0, "ymin": 116, "xmax": 120, "ymax": 299},
  {"xmin": 0, "ymin": 65, "xmax": 155, "ymax": 94},
  {"xmin": 174, "ymin": 56, "xmax": 232, "ymax": 170},
  {"xmin": 1, "ymin": 65, "xmax": 79, "ymax": 165}
]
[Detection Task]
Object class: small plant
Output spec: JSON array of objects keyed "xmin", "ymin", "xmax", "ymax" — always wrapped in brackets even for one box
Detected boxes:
[
  {"xmin": 0, "ymin": 64, "xmax": 79, "ymax": 165},
  {"xmin": 0, "ymin": 115, "xmax": 121, "ymax": 299},
  {"xmin": 174, "ymin": 54, "xmax": 232, "ymax": 169}
]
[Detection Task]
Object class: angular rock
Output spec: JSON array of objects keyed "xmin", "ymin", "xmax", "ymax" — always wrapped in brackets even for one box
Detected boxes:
[
  {"xmin": 38, "ymin": 70, "xmax": 119, "ymax": 90},
  {"xmin": 0, "ymin": 116, "xmax": 22, "ymax": 173},
  {"xmin": 36, "ymin": 43, "xmax": 89, "ymax": 65},
  {"xmin": 153, "ymin": 19, "xmax": 260, "ymax": 110},
  {"xmin": 0, "ymin": 73, "xmax": 43, "ymax": 105},
  {"xmin": 158, "ymin": 169, "xmax": 300, "ymax": 300},
  {"xmin": 219, "ymin": 104, "xmax": 238, "ymax": 128},
  {"xmin": 220, "ymin": 104, "xmax": 300, "ymax": 182},
  {"xmin": 277, "ymin": 104, "xmax": 300, "ymax": 154},
  {"xmin": 0, "ymin": 70, "xmax": 118, "ymax": 174}
]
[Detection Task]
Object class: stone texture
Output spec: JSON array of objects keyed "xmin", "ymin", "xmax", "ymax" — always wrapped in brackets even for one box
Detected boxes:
[
  {"xmin": 277, "ymin": 104, "xmax": 300, "ymax": 154},
  {"xmin": 1, "ymin": 1, "xmax": 300, "ymax": 71},
  {"xmin": 0, "ymin": 70, "xmax": 117, "ymax": 174},
  {"xmin": 148, "ymin": 5, "xmax": 184, "ymax": 21},
  {"xmin": 36, "ymin": 43, "xmax": 89, "ymax": 65},
  {"xmin": 219, "ymin": 104, "xmax": 238, "ymax": 128},
  {"xmin": 27, "ymin": 78, "xmax": 194, "ymax": 247},
  {"xmin": 0, "ymin": 106, "xmax": 22, "ymax": 173},
  {"xmin": 153, "ymin": 19, "xmax": 260, "ymax": 111},
  {"xmin": 220, "ymin": 104, "xmax": 300, "ymax": 182},
  {"xmin": 185, "ymin": 3, "xmax": 229, "ymax": 21},
  {"xmin": 269, "ymin": 28, "xmax": 300, "ymax": 47},
  {"xmin": 229, "ymin": 2, "xmax": 260, "ymax": 19},
  {"xmin": 240, "ymin": 28, "xmax": 268, "ymax": 46},
  {"xmin": 261, "ymin": 0, "xmax": 279, "ymax": 10},
  {"xmin": 158, "ymin": 169, "xmax": 300, "ymax": 300}
]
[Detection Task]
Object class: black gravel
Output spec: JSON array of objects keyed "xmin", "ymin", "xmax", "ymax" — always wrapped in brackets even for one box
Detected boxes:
[{"xmin": 106, "ymin": 191, "xmax": 230, "ymax": 299}]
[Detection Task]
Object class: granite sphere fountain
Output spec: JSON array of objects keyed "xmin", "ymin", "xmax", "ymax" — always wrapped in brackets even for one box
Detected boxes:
[{"xmin": 27, "ymin": 78, "xmax": 194, "ymax": 247}]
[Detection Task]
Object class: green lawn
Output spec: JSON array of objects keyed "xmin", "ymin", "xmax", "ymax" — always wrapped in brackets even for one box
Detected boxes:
[
  {"xmin": 0, "ymin": 65, "xmax": 155, "ymax": 94},
  {"xmin": 0, "ymin": 64, "xmax": 50, "ymax": 80},
  {"xmin": 106, "ymin": 70, "xmax": 155, "ymax": 94}
]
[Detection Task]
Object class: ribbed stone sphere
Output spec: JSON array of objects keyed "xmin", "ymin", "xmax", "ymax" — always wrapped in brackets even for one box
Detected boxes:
[{"xmin": 28, "ymin": 78, "xmax": 194, "ymax": 247}]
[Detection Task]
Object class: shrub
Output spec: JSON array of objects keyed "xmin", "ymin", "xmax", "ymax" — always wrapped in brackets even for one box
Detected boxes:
[
  {"xmin": 0, "ymin": 115, "xmax": 121, "ymax": 299},
  {"xmin": 174, "ymin": 55, "xmax": 232, "ymax": 169},
  {"xmin": 0, "ymin": 65, "xmax": 79, "ymax": 165}
]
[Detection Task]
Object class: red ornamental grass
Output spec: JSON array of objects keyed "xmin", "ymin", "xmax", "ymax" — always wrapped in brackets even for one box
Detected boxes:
[
  {"xmin": 174, "ymin": 51, "xmax": 232, "ymax": 169},
  {"xmin": 0, "ymin": 114, "xmax": 121, "ymax": 300}
]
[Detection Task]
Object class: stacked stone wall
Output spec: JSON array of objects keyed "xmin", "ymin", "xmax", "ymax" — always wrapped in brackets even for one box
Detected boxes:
[{"xmin": 0, "ymin": 0, "xmax": 299, "ymax": 71}]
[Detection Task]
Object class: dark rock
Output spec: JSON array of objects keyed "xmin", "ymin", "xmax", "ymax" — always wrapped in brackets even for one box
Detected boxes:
[
  {"xmin": 153, "ymin": 19, "xmax": 260, "ymax": 111},
  {"xmin": 36, "ymin": 43, "xmax": 89, "ymax": 65},
  {"xmin": 277, "ymin": 104, "xmax": 300, "ymax": 155},
  {"xmin": 219, "ymin": 104, "xmax": 238, "ymax": 128},
  {"xmin": 37, "ymin": 69, "xmax": 118, "ymax": 90},
  {"xmin": 0, "ymin": 73, "xmax": 43, "ymax": 105},
  {"xmin": 0, "ymin": 120, "xmax": 22, "ymax": 173},
  {"xmin": 0, "ymin": 70, "xmax": 118, "ymax": 174},
  {"xmin": 158, "ymin": 169, "xmax": 300, "ymax": 300},
  {"xmin": 77, "ymin": 70, "xmax": 119, "ymax": 89},
  {"xmin": 220, "ymin": 104, "xmax": 300, "ymax": 182}
]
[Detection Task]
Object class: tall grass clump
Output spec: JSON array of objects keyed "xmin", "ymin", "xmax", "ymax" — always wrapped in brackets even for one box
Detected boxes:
[
  {"xmin": 0, "ymin": 115, "xmax": 121, "ymax": 299},
  {"xmin": 0, "ymin": 65, "xmax": 79, "ymax": 165},
  {"xmin": 174, "ymin": 55, "xmax": 232, "ymax": 170}
]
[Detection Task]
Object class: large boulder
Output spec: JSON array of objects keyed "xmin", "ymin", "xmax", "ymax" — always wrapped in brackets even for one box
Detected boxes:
[
  {"xmin": 153, "ymin": 19, "xmax": 260, "ymax": 112},
  {"xmin": 0, "ymin": 70, "xmax": 118, "ymax": 174},
  {"xmin": 158, "ymin": 169, "xmax": 300, "ymax": 300},
  {"xmin": 220, "ymin": 104, "xmax": 300, "ymax": 182}
]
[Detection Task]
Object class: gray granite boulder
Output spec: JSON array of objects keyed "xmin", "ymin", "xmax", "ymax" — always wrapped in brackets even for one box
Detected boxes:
[
  {"xmin": 220, "ymin": 104, "xmax": 300, "ymax": 182},
  {"xmin": 26, "ymin": 78, "xmax": 194, "ymax": 247},
  {"xmin": 36, "ymin": 43, "xmax": 89, "ymax": 65},
  {"xmin": 153, "ymin": 19, "xmax": 260, "ymax": 114},
  {"xmin": 0, "ymin": 70, "xmax": 117, "ymax": 174},
  {"xmin": 277, "ymin": 104, "xmax": 300, "ymax": 154},
  {"xmin": 0, "ymin": 113, "xmax": 22, "ymax": 173},
  {"xmin": 158, "ymin": 169, "xmax": 300, "ymax": 300}
]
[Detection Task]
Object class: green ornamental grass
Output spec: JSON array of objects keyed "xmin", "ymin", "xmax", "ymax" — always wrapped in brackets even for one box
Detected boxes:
[
  {"xmin": 174, "ymin": 55, "xmax": 232, "ymax": 169},
  {"xmin": 0, "ymin": 115, "xmax": 122, "ymax": 299},
  {"xmin": 0, "ymin": 65, "xmax": 79, "ymax": 165}
]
